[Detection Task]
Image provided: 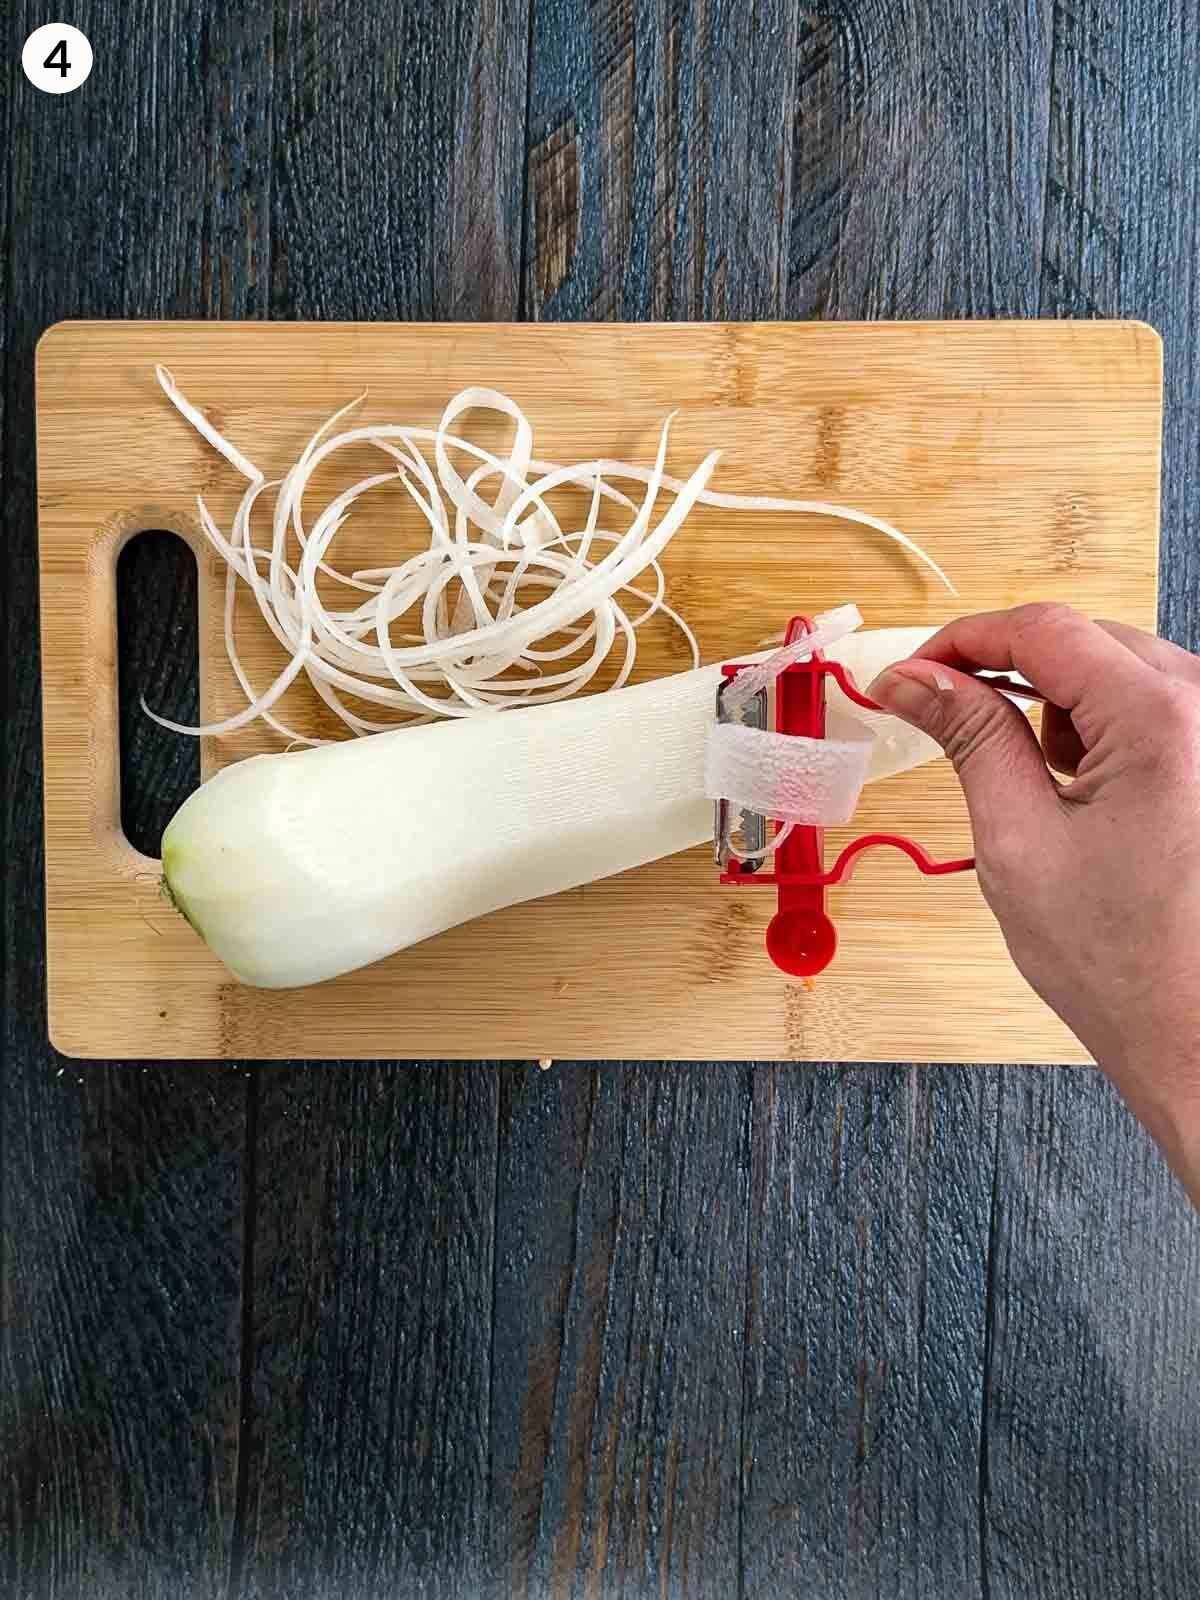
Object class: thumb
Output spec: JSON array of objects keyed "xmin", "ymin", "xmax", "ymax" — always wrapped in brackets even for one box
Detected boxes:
[{"xmin": 866, "ymin": 661, "xmax": 1060, "ymax": 841}]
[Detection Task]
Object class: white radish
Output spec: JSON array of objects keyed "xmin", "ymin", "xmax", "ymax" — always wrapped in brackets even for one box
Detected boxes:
[{"xmin": 162, "ymin": 627, "xmax": 940, "ymax": 988}]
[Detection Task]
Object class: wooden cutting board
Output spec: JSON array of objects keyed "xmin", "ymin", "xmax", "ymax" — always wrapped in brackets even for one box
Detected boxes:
[{"xmin": 36, "ymin": 320, "xmax": 1162, "ymax": 1061}]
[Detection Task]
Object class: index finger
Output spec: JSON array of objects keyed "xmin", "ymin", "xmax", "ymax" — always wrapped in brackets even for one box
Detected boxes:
[{"xmin": 911, "ymin": 603, "xmax": 1155, "ymax": 712}]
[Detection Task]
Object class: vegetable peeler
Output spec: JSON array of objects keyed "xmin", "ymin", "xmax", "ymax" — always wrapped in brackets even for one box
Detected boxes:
[{"xmin": 715, "ymin": 616, "xmax": 975, "ymax": 978}]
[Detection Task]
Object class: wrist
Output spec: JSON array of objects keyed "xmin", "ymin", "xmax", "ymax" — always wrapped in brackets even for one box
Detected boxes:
[
  {"xmin": 1162, "ymin": 1094, "xmax": 1200, "ymax": 1208},
  {"xmin": 1102, "ymin": 1040, "xmax": 1200, "ymax": 1207}
]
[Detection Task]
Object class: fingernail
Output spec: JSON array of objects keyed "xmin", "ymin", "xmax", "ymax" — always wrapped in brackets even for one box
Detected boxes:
[{"xmin": 866, "ymin": 667, "xmax": 940, "ymax": 721}]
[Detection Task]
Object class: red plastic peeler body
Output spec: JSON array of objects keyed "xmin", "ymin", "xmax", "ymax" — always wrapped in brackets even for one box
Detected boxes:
[{"xmin": 717, "ymin": 616, "xmax": 975, "ymax": 977}]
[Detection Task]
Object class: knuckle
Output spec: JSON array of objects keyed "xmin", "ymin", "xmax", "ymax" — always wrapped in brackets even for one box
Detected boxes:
[
  {"xmin": 1008, "ymin": 601, "xmax": 1080, "ymax": 644},
  {"xmin": 1158, "ymin": 679, "xmax": 1200, "ymax": 726},
  {"xmin": 1147, "ymin": 682, "xmax": 1200, "ymax": 770},
  {"xmin": 941, "ymin": 699, "xmax": 1012, "ymax": 772}
]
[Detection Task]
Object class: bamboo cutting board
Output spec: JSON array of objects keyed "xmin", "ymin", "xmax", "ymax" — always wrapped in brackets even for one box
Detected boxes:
[{"xmin": 36, "ymin": 320, "xmax": 1161, "ymax": 1061}]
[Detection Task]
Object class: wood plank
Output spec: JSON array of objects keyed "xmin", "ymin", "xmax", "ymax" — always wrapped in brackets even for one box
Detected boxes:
[
  {"xmin": 0, "ymin": 1062, "xmax": 248, "ymax": 1598},
  {"xmin": 983, "ymin": 1070, "xmax": 1200, "ymax": 1599},
  {"xmin": 35, "ymin": 319, "xmax": 1161, "ymax": 1062},
  {"xmin": 526, "ymin": 0, "xmax": 804, "ymax": 319},
  {"xmin": 234, "ymin": 1064, "xmax": 497, "ymax": 1600},
  {"xmin": 488, "ymin": 1063, "xmax": 749, "ymax": 1598},
  {"xmin": 231, "ymin": 7, "xmax": 529, "ymax": 1596},
  {"xmin": 2, "ymin": 0, "xmax": 274, "ymax": 1592},
  {"xmin": 1120, "ymin": 0, "xmax": 1200, "ymax": 659},
  {"xmin": 1039, "ymin": 0, "xmax": 1123, "ymax": 320},
  {"xmin": 742, "ymin": 1064, "xmax": 999, "ymax": 1597},
  {"xmin": 507, "ymin": 6, "xmax": 1051, "ymax": 1595},
  {"xmin": 785, "ymin": 1, "xmax": 1051, "ymax": 319},
  {"xmin": 6, "ymin": 14, "xmax": 1197, "ymax": 1600},
  {"xmin": 734, "ymin": 6, "xmax": 1051, "ymax": 1597},
  {"xmin": 271, "ymin": 0, "xmax": 529, "ymax": 320},
  {"xmin": 980, "ymin": 6, "xmax": 1200, "ymax": 1595},
  {"xmin": 505, "ymin": 13, "xmax": 788, "ymax": 1591}
]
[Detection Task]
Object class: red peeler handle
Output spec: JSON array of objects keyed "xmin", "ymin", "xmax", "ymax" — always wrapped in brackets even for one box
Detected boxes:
[{"xmin": 721, "ymin": 616, "xmax": 975, "ymax": 978}]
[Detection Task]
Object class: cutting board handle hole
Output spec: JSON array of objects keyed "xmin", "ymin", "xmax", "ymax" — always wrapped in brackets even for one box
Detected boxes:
[{"xmin": 117, "ymin": 530, "xmax": 201, "ymax": 858}]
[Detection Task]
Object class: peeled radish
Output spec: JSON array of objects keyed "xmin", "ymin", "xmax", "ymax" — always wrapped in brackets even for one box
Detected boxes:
[{"xmin": 162, "ymin": 627, "xmax": 940, "ymax": 988}]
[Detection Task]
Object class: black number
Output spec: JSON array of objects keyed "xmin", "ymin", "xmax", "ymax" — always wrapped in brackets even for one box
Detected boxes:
[{"xmin": 44, "ymin": 39, "xmax": 71, "ymax": 78}]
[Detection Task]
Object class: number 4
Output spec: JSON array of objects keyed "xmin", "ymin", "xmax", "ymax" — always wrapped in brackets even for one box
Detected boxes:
[{"xmin": 44, "ymin": 38, "xmax": 71, "ymax": 78}]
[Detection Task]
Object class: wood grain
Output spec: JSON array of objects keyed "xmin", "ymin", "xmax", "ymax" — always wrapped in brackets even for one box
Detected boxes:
[
  {"xmin": 1120, "ymin": 0, "xmax": 1200, "ymax": 659},
  {"xmin": 742, "ymin": 1064, "xmax": 999, "ymax": 1597},
  {"xmin": 785, "ymin": 2, "xmax": 1051, "ymax": 320},
  {"xmin": 2, "ymin": 1, "xmax": 273, "ymax": 1592},
  {"xmin": 982, "ymin": 1070, "xmax": 1200, "ymax": 1599},
  {"xmin": 0, "ymin": 1061, "xmax": 248, "ymax": 1598},
  {"xmin": 488, "ymin": 1063, "xmax": 750, "ymax": 1598},
  {"xmin": 36, "ymin": 318, "xmax": 1161, "ymax": 1062},
  {"xmin": 6, "ymin": 3, "xmax": 1200, "ymax": 1599},
  {"xmin": 234, "ymin": 10, "xmax": 529, "ymax": 1599},
  {"xmin": 977, "ymin": 7, "xmax": 1200, "ymax": 1596},
  {"xmin": 7, "ymin": 9, "xmax": 530, "ymax": 1600},
  {"xmin": 270, "ymin": 0, "xmax": 529, "ymax": 321},
  {"xmin": 512, "ymin": 6, "xmax": 1189, "ymax": 1599},
  {"xmin": 527, "ymin": 0, "xmax": 806, "ymax": 320},
  {"xmin": 234, "ymin": 1064, "xmax": 497, "ymax": 1600}
]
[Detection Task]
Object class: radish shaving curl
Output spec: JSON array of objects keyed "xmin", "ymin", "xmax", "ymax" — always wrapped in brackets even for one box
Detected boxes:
[{"xmin": 151, "ymin": 370, "xmax": 953, "ymax": 742}]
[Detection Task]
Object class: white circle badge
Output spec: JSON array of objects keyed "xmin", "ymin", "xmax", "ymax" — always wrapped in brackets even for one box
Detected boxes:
[{"xmin": 23, "ymin": 24, "xmax": 94, "ymax": 95}]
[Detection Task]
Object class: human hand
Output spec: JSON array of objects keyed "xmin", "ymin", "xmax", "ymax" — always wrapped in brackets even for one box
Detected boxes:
[{"xmin": 868, "ymin": 603, "xmax": 1200, "ymax": 1207}]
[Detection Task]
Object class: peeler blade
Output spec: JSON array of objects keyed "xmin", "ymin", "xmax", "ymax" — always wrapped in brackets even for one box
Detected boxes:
[{"xmin": 714, "ymin": 679, "xmax": 769, "ymax": 868}]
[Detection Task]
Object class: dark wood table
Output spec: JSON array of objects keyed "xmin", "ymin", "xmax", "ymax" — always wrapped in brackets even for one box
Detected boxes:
[{"xmin": 4, "ymin": 4, "xmax": 1199, "ymax": 1595}]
